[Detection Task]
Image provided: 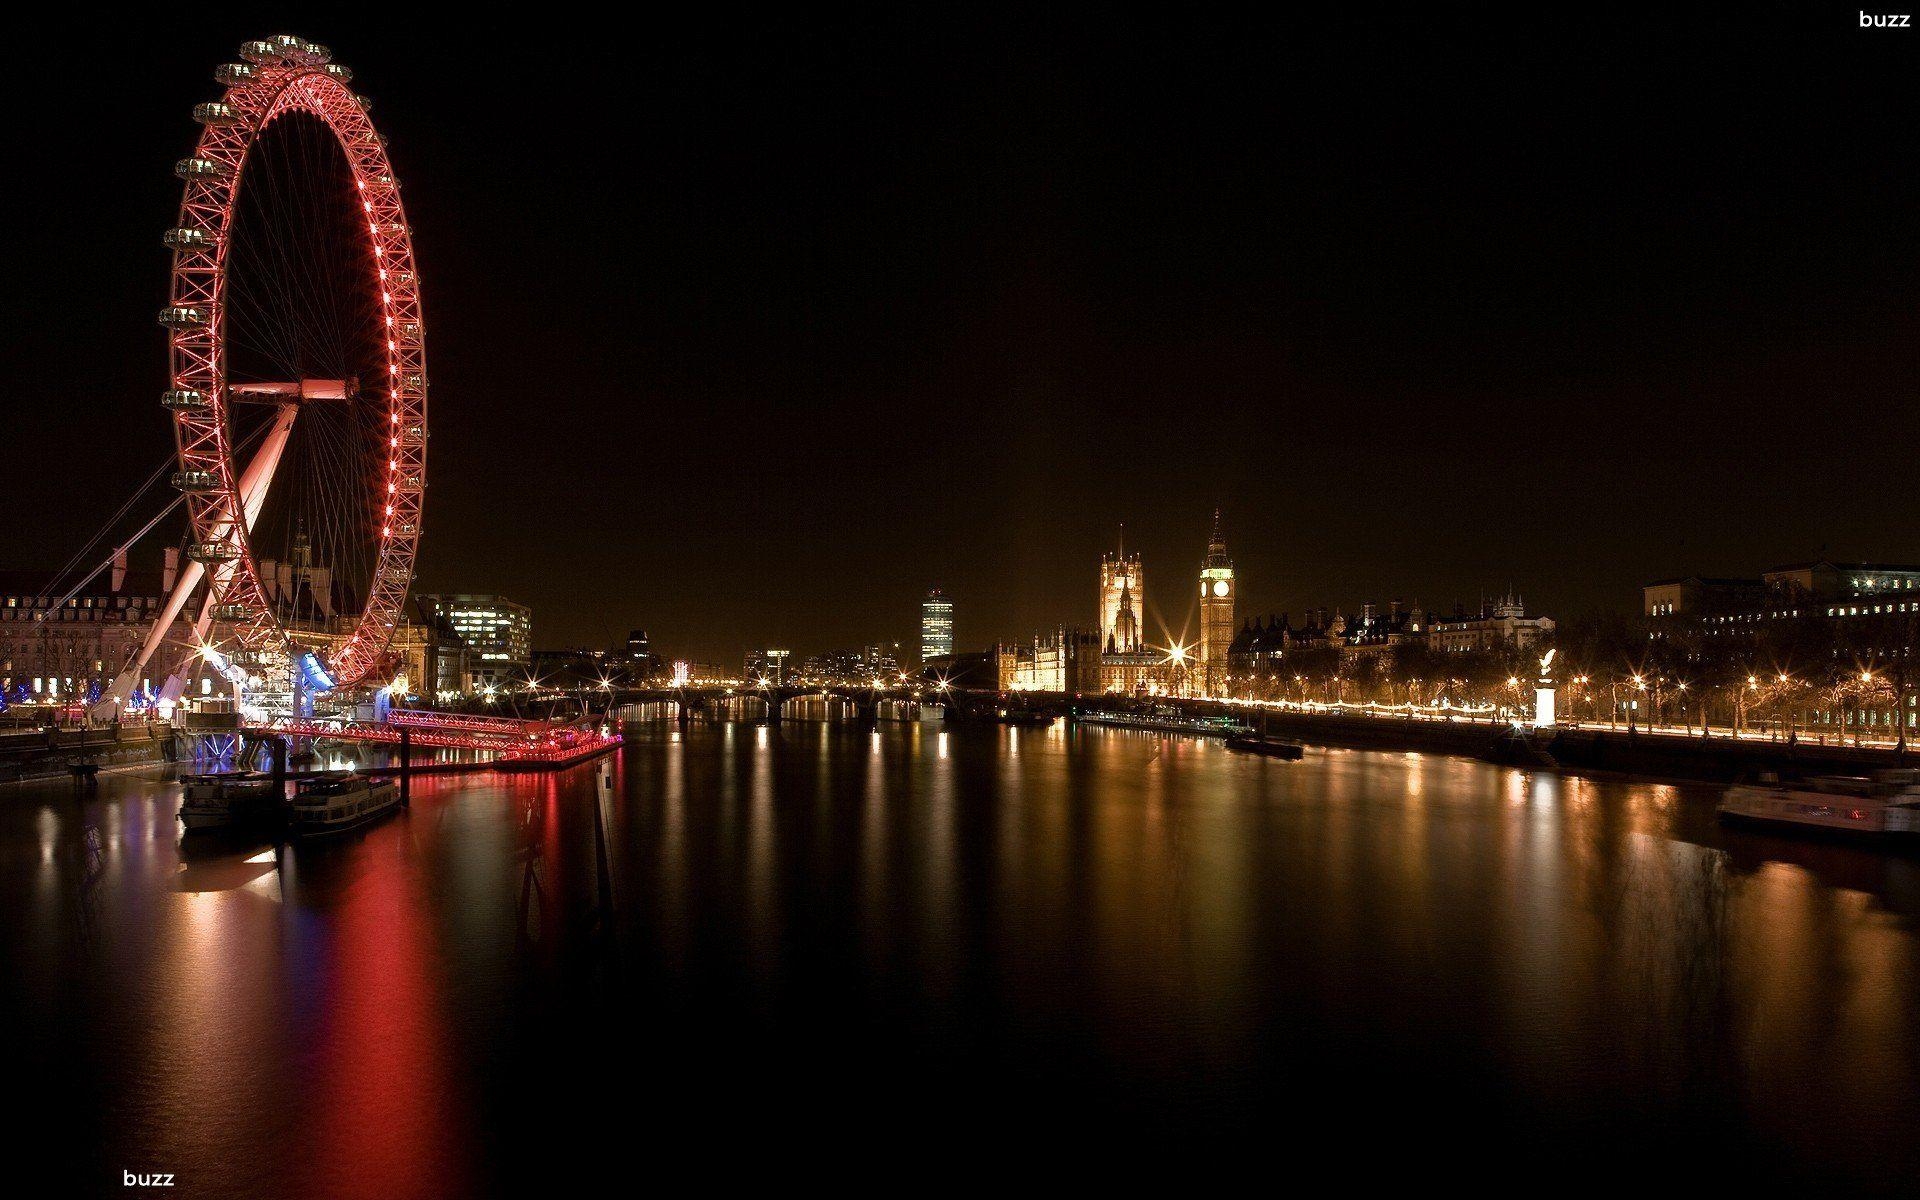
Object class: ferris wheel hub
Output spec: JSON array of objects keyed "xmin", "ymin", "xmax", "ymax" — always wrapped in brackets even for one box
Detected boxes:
[{"xmin": 228, "ymin": 378, "xmax": 358, "ymax": 403}]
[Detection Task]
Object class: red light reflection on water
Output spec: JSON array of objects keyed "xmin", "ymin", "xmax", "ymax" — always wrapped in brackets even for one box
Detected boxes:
[{"xmin": 294, "ymin": 833, "xmax": 471, "ymax": 1200}]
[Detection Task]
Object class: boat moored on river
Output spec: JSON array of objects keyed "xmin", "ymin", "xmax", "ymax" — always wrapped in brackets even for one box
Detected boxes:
[
  {"xmin": 1718, "ymin": 770, "xmax": 1920, "ymax": 839},
  {"xmin": 178, "ymin": 771, "xmax": 282, "ymax": 832},
  {"xmin": 1225, "ymin": 733, "xmax": 1305, "ymax": 760},
  {"xmin": 1073, "ymin": 706, "xmax": 1251, "ymax": 738},
  {"xmin": 289, "ymin": 773, "xmax": 401, "ymax": 839},
  {"xmin": 992, "ymin": 708, "xmax": 1056, "ymax": 728}
]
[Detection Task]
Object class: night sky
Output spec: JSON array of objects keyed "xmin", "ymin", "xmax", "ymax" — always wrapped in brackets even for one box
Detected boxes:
[{"xmin": 7, "ymin": 10, "xmax": 1916, "ymax": 662}]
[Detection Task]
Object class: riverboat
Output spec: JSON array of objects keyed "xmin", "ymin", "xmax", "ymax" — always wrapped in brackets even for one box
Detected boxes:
[
  {"xmin": 1073, "ymin": 707, "xmax": 1251, "ymax": 738},
  {"xmin": 178, "ymin": 771, "xmax": 282, "ymax": 832},
  {"xmin": 1718, "ymin": 770, "xmax": 1920, "ymax": 839},
  {"xmin": 288, "ymin": 773, "xmax": 401, "ymax": 839},
  {"xmin": 1224, "ymin": 733, "xmax": 1305, "ymax": 760}
]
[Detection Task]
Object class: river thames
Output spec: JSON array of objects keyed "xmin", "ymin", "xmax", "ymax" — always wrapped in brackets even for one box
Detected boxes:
[{"xmin": 8, "ymin": 721, "xmax": 1920, "ymax": 1196}]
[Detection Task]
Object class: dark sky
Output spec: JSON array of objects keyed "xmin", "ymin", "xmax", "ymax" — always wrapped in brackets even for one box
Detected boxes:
[{"xmin": 7, "ymin": 9, "xmax": 1916, "ymax": 662}]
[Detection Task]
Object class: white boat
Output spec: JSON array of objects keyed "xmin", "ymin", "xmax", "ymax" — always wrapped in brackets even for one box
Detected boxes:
[
  {"xmin": 1074, "ymin": 707, "xmax": 1251, "ymax": 738},
  {"xmin": 1718, "ymin": 770, "xmax": 1920, "ymax": 838},
  {"xmin": 288, "ymin": 773, "xmax": 401, "ymax": 839},
  {"xmin": 178, "ymin": 771, "xmax": 281, "ymax": 832}
]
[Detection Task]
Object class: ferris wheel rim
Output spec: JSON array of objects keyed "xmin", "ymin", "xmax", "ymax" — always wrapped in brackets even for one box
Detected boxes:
[{"xmin": 163, "ymin": 36, "xmax": 427, "ymax": 692}]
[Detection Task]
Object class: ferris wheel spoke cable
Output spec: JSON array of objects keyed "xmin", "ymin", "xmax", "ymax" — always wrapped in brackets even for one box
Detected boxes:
[
  {"xmin": 240, "ymin": 137, "xmax": 317, "ymax": 372},
  {"xmin": 232, "ymin": 167, "xmax": 313, "ymax": 378},
  {"xmin": 227, "ymin": 122, "xmax": 378, "ymax": 606},
  {"xmin": 41, "ymin": 419, "xmax": 277, "ymax": 613},
  {"xmin": 233, "ymin": 125, "xmax": 342, "ymax": 382},
  {"xmin": 288, "ymin": 120, "xmax": 357, "ymax": 375}
]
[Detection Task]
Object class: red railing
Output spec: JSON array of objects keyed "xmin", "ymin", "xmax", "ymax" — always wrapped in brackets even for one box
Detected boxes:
[
  {"xmin": 248, "ymin": 714, "xmax": 620, "ymax": 761},
  {"xmin": 386, "ymin": 707, "xmax": 540, "ymax": 734}
]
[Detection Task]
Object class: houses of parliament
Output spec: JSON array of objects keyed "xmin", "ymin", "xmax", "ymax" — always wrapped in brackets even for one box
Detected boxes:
[{"xmin": 997, "ymin": 514, "xmax": 1236, "ymax": 696}]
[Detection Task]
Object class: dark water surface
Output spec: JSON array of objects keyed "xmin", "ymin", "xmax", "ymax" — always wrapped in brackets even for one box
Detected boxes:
[{"xmin": 8, "ymin": 722, "xmax": 1920, "ymax": 1196}]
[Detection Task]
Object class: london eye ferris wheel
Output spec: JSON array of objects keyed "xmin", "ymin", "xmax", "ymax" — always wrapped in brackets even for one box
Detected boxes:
[{"xmin": 119, "ymin": 34, "xmax": 428, "ymax": 711}]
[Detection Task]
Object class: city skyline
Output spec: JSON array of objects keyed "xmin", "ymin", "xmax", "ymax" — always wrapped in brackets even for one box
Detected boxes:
[
  {"xmin": 7, "ymin": 17, "xmax": 1920, "ymax": 1194},
  {"xmin": 3, "ymin": 11, "xmax": 1914, "ymax": 660}
]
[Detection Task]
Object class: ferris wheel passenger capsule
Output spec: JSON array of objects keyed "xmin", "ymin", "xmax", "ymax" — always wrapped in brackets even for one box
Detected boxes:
[
  {"xmin": 170, "ymin": 470, "xmax": 219, "ymax": 493},
  {"xmin": 157, "ymin": 306, "xmax": 208, "ymax": 329},
  {"xmin": 239, "ymin": 40, "xmax": 281, "ymax": 65},
  {"xmin": 185, "ymin": 542, "xmax": 238, "ymax": 565},
  {"xmin": 192, "ymin": 102, "xmax": 242, "ymax": 127},
  {"xmin": 214, "ymin": 62, "xmax": 256, "ymax": 87},
  {"xmin": 160, "ymin": 389, "xmax": 209, "ymax": 410},
  {"xmin": 174, "ymin": 157, "xmax": 228, "ymax": 181},
  {"xmin": 322, "ymin": 63, "xmax": 353, "ymax": 83},
  {"xmin": 163, "ymin": 227, "xmax": 215, "ymax": 252},
  {"xmin": 288, "ymin": 40, "xmax": 330, "ymax": 65},
  {"xmin": 270, "ymin": 34, "xmax": 305, "ymax": 56}
]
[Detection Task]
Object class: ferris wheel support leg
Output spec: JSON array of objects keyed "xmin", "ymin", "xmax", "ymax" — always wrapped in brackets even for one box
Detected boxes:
[{"xmin": 93, "ymin": 404, "xmax": 301, "ymax": 719}]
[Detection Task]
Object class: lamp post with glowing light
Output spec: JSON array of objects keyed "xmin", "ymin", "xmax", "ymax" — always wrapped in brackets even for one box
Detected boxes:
[
  {"xmin": 1857, "ymin": 669, "xmax": 1880, "ymax": 748},
  {"xmin": 1775, "ymin": 673, "xmax": 1799, "ymax": 744},
  {"xmin": 1163, "ymin": 642, "xmax": 1193, "ymax": 699}
]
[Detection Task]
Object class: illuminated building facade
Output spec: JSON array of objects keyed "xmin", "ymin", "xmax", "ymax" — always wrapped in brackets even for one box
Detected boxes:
[
  {"xmin": 1643, "ymin": 561, "xmax": 1920, "ymax": 628},
  {"xmin": 996, "ymin": 628, "xmax": 1102, "ymax": 693},
  {"xmin": 745, "ymin": 648, "xmax": 791, "ymax": 684},
  {"xmin": 1428, "ymin": 593, "xmax": 1551, "ymax": 654},
  {"xmin": 2, "ymin": 546, "xmax": 447, "ymax": 705},
  {"xmin": 1099, "ymin": 536, "xmax": 1145, "ymax": 655},
  {"xmin": 920, "ymin": 587, "xmax": 954, "ymax": 664},
  {"xmin": 1098, "ymin": 536, "xmax": 1160, "ymax": 693},
  {"xmin": 0, "ymin": 552, "xmax": 174, "ymax": 702},
  {"xmin": 1641, "ymin": 560, "xmax": 1920, "ymax": 736},
  {"xmin": 416, "ymin": 594, "xmax": 531, "ymax": 686},
  {"xmin": 1198, "ymin": 510, "xmax": 1234, "ymax": 697},
  {"xmin": 798, "ymin": 645, "xmax": 898, "ymax": 686}
]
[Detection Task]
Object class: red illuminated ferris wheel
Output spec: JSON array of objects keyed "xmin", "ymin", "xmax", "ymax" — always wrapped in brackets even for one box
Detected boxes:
[{"xmin": 150, "ymin": 34, "xmax": 426, "ymax": 697}]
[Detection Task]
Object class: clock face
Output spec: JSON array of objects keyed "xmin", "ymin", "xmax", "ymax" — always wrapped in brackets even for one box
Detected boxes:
[{"xmin": 1212, "ymin": 580, "xmax": 1230, "ymax": 598}]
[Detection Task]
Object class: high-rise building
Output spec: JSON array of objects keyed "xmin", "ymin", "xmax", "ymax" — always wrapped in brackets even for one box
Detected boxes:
[
  {"xmin": 920, "ymin": 587, "xmax": 954, "ymax": 663},
  {"xmin": 416, "ymin": 594, "xmax": 531, "ymax": 687},
  {"xmin": 1198, "ymin": 509, "xmax": 1235, "ymax": 697},
  {"xmin": 745, "ymin": 647, "xmax": 791, "ymax": 684}
]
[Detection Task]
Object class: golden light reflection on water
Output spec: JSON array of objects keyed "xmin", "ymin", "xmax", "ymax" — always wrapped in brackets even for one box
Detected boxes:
[{"xmin": 9, "ymin": 729, "xmax": 1920, "ymax": 1190}]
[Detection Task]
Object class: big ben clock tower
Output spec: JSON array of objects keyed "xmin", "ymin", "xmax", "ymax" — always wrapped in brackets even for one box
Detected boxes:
[{"xmin": 1198, "ymin": 509, "xmax": 1234, "ymax": 698}]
